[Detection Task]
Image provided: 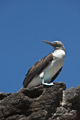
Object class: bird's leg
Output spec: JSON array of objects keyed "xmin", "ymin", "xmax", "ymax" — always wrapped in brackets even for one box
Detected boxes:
[
  {"xmin": 42, "ymin": 78, "xmax": 54, "ymax": 86},
  {"xmin": 40, "ymin": 72, "xmax": 54, "ymax": 86}
]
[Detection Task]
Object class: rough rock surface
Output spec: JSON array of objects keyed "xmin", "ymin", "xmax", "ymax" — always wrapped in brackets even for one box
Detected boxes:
[{"xmin": 0, "ymin": 82, "xmax": 80, "ymax": 120}]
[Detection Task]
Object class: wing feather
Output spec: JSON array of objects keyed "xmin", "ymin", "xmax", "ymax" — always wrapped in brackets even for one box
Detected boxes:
[{"xmin": 23, "ymin": 53, "xmax": 53, "ymax": 87}]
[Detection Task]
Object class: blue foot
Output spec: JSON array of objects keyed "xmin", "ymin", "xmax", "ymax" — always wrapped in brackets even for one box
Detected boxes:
[{"xmin": 42, "ymin": 78, "xmax": 54, "ymax": 86}]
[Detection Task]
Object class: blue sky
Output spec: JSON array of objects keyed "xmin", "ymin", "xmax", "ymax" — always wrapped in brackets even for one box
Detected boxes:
[{"xmin": 0, "ymin": 0, "xmax": 80, "ymax": 93}]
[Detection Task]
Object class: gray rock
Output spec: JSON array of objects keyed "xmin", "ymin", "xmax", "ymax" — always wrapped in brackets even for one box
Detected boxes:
[
  {"xmin": 0, "ymin": 82, "xmax": 80, "ymax": 120},
  {"xmin": 0, "ymin": 92, "xmax": 11, "ymax": 100}
]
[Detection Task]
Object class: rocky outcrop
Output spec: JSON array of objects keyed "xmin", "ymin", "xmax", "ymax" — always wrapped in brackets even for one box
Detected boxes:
[{"xmin": 0, "ymin": 82, "xmax": 80, "ymax": 120}]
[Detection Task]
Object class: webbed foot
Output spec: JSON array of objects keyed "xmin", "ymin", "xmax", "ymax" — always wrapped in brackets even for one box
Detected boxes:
[{"xmin": 42, "ymin": 78, "xmax": 54, "ymax": 86}]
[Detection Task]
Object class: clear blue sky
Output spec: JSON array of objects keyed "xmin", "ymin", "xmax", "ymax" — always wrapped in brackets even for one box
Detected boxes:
[{"xmin": 0, "ymin": 0, "xmax": 80, "ymax": 93}]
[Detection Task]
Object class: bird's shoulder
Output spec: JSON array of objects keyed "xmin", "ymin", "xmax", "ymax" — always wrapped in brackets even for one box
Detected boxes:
[{"xmin": 27, "ymin": 53, "xmax": 53, "ymax": 75}]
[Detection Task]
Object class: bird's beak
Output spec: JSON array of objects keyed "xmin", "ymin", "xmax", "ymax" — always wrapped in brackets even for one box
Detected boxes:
[{"xmin": 43, "ymin": 40, "xmax": 55, "ymax": 47}]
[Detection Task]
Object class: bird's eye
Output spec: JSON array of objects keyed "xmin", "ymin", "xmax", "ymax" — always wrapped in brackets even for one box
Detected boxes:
[{"xmin": 55, "ymin": 42, "xmax": 57, "ymax": 46}]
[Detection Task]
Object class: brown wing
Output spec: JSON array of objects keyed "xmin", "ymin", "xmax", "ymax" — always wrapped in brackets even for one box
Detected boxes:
[
  {"xmin": 23, "ymin": 53, "xmax": 53, "ymax": 87},
  {"xmin": 51, "ymin": 67, "xmax": 63, "ymax": 82}
]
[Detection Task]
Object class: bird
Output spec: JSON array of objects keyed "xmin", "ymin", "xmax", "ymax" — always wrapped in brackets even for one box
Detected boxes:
[{"xmin": 23, "ymin": 40, "xmax": 65, "ymax": 88}]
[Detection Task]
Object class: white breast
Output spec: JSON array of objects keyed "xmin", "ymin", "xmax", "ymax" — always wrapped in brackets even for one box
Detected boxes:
[
  {"xmin": 27, "ymin": 50, "xmax": 65, "ymax": 88},
  {"xmin": 43, "ymin": 50, "xmax": 65, "ymax": 82}
]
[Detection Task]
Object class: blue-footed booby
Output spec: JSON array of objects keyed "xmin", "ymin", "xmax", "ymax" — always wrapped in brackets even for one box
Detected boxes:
[{"xmin": 23, "ymin": 40, "xmax": 65, "ymax": 88}]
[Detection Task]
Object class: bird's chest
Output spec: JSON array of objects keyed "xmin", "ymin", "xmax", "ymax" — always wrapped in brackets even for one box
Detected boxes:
[
  {"xmin": 43, "ymin": 50, "xmax": 65, "ymax": 81},
  {"xmin": 43, "ymin": 57, "xmax": 64, "ymax": 74}
]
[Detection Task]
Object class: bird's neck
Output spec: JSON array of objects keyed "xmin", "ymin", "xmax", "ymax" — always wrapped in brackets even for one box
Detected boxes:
[{"xmin": 52, "ymin": 49, "xmax": 65, "ymax": 58}]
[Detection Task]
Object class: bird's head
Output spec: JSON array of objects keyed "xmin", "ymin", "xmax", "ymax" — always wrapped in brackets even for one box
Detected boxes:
[{"xmin": 43, "ymin": 40, "xmax": 65, "ymax": 51}]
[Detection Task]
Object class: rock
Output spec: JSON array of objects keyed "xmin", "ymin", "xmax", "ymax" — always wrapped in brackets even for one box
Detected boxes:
[
  {"xmin": 0, "ymin": 92, "xmax": 11, "ymax": 100},
  {"xmin": 0, "ymin": 82, "xmax": 80, "ymax": 120}
]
